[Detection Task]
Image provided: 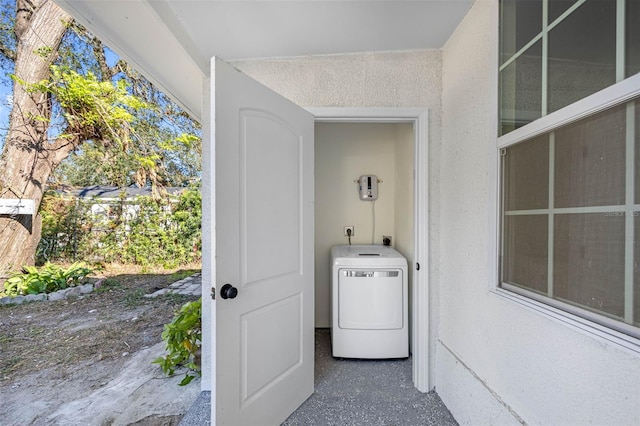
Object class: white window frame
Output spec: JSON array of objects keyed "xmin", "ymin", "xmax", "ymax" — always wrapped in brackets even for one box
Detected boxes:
[{"xmin": 494, "ymin": 72, "xmax": 640, "ymax": 353}]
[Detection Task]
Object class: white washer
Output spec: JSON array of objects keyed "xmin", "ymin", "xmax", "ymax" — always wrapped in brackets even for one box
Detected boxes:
[{"xmin": 331, "ymin": 244, "xmax": 408, "ymax": 359}]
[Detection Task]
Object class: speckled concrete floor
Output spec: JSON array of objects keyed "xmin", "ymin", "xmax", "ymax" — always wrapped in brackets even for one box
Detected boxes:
[
  {"xmin": 180, "ymin": 329, "xmax": 458, "ymax": 426},
  {"xmin": 282, "ymin": 329, "xmax": 458, "ymax": 426}
]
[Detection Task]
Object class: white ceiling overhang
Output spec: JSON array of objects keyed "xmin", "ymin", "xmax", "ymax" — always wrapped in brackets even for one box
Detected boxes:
[{"xmin": 55, "ymin": 0, "xmax": 475, "ymax": 121}]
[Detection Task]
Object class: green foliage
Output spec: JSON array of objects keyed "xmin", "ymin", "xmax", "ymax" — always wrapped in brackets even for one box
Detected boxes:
[
  {"xmin": 37, "ymin": 194, "xmax": 93, "ymax": 264},
  {"xmin": 1, "ymin": 262, "xmax": 93, "ymax": 297},
  {"xmin": 34, "ymin": 45, "xmax": 53, "ymax": 59},
  {"xmin": 51, "ymin": 30, "xmax": 202, "ymax": 189},
  {"xmin": 172, "ymin": 188, "xmax": 202, "ymax": 254},
  {"xmin": 51, "ymin": 142, "xmax": 139, "ymax": 187},
  {"xmin": 169, "ymin": 270, "xmax": 196, "ymax": 282},
  {"xmin": 13, "ymin": 63, "xmax": 201, "ymax": 190},
  {"xmin": 37, "ymin": 188, "xmax": 202, "ymax": 268},
  {"xmin": 10, "ymin": 62, "xmax": 200, "ymax": 191},
  {"xmin": 0, "ymin": 0, "xmax": 202, "ymax": 182},
  {"xmin": 153, "ymin": 298, "xmax": 202, "ymax": 386},
  {"xmin": 17, "ymin": 65, "xmax": 148, "ymax": 147},
  {"xmin": 0, "ymin": 1, "xmax": 202, "ymax": 273}
]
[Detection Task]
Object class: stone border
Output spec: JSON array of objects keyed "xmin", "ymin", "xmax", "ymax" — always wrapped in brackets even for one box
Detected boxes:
[
  {"xmin": 144, "ymin": 273, "xmax": 201, "ymax": 298},
  {"xmin": 0, "ymin": 272, "xmax": 201, "ymax": 306},
  {"xmin": 0, "ymin": 281, "xmax": 100, "ymax": 306}
]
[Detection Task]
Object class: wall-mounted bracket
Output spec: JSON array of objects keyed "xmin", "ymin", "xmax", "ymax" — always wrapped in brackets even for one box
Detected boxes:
[{"xmin": 0, "ymin": 199, "xmax": 35, "ymax": 216}]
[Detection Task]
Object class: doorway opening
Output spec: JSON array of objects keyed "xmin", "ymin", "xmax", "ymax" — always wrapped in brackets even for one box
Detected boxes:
[{"xmin": 309, "ymin": 108, "xmax": 430, "ymax": 392}]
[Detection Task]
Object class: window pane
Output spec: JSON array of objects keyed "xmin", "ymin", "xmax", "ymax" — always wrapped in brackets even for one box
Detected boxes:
[
  {"xmin": 548, "ymin": 0, "xmax": 616, "ymax": 113},
  {"xmin": 500, "ymin": 0, "xmax": 542, "ymax": 63},
  {"xmin": 504, "ymin": 134, "xmax": 549, "ymax": 210},
  {"xmin": 554, "ymin": 105, "xmax": 626, "ymax": 208},
  {"xmin": 627, "ymin": 0, "xmax": 640, "ymax": 78},
  {"xmin": 503, "ymin": 215, "xmax": 548, "ymax": 293},
  {"xmin": 500, "ymin": 41, "xmax": 542, "ymax": 135},
  {"xmin": 554, "ymin": 213, "xmax": 625, "ymax": 318},
  {"xmin": 548, "ymin": 0, "xmax": 579, "ymax": 23}
]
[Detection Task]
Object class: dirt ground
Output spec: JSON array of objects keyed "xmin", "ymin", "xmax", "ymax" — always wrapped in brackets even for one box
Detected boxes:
[{"xmin": 0, "ymin": 265, "xmax": 202, "ymax": 426}]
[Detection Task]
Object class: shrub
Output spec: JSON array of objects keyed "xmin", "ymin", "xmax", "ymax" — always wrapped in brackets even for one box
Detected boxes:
[
  {"xmin": 37, "ymin": 187, "xmax": 202, "ymax": 268},
  {"xmin": 1, "ymin": 262, "xmax": 93, "ymax": 297},
  {"xmin": 153, "ymin": 297, "xmax": 201, "ymax": 386},
  {"xmin": 37, "ymin": 195, "xmax": 93, "ymax": 264}
]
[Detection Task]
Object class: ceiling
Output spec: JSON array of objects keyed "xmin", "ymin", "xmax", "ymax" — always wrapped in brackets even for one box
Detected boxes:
[{"xmin": 55, "ymin": 0, "xmax": 475, "ymax": 119}]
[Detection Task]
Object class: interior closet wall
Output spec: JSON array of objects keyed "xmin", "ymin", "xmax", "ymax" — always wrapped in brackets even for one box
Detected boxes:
[{"xmin": 314, "ymin": 122, "xmax": 414, "ymax": 327}]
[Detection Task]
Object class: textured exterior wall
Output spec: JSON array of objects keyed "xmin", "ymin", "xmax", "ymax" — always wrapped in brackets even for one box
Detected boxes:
[
  {"xmin": 231, "ymin": 50, "xmax": 441, "ymax": 109},
  {"xmin": 438, "ymin": 1, "xmax": 640, "ymax": 424}
]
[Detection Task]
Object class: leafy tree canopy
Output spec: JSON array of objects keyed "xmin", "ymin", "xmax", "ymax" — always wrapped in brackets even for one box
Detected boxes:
[
  {"xmin": 0, "ymin": 0, "xmax": 201, "ymax": 191},
  {"xmin": 0, "ymin": 0, "xmax": 201, "ymax": 276}
]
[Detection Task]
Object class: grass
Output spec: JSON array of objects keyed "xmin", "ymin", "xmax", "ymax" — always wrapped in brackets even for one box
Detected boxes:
[
  {"xmin": 26, "ymin": 326, "xmax": 46, "ymax": 337},
  {"xmin": 124, "ymin": 287, "xmax": 146, "ymax": 307},
  {"xmin": 1, "ymin": 356, "xmax": 23, "ymax": 377},
  {"xmin": 168, "ymin": 270, "xmax": 196, "ymax": 281}
]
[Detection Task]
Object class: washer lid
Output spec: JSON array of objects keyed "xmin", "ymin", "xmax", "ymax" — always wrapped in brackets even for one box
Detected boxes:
[{"xmin": 331, "ymin": 244, "xmax": 407, "ymax": 267}]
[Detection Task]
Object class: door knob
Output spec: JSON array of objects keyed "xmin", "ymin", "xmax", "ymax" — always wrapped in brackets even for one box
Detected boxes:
[{"xmin": 220, "ymin": 283, "xmax": 238, "ymax": 299}]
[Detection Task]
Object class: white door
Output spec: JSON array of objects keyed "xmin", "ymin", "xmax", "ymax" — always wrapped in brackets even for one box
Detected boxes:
[{"xmin": 210, "ymin": 58, "xmax": 315, "ymax": 425}]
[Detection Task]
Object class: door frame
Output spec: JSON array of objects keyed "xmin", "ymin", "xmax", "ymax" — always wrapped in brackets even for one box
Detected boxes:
[
  {"xmin": 308, "ymin": 107, "xmax": 431, "ymax": 392},
  {"xmin": 201, "ymin": 106, "xmax": 432, "ymax": 394}
]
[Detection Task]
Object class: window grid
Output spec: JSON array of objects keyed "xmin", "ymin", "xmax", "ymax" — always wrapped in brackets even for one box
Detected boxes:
[
  {"xmin": 500, "ymin": 0, "xmax": 630, "ymax": 135},
  {"xmin": 547, "ymin": 132, "xmax": 555, "ymax": 297},
  {"xmin": 541, "ymin": 1, "xmax": 549, "ymax": 116},
  {"xmin": 625, "ymin": 102, "xmax": 635, "ymax": 323},
  {"xmin": 501, "ymin": 98, "xmax": 638, "ymax": 332},
  {"xmin": 617, "ymin": 0, "xmax": 625, "ymax": 83},
  {"xmin": 499, "ymin": 0, "xmax": 587, "ymax": 73}
]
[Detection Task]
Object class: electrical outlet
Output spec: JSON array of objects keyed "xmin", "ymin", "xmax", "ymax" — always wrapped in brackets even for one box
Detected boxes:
[
  {"xmin": 383, "ymin": 235, "xmax": 392, "ymax": 246},
  {"xmin": 344, "ymin": 226, "xmax": 354, "ymax": 236}
]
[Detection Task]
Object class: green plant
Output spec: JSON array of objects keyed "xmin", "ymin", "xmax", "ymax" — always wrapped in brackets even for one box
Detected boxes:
[
  {"xmin": 1, "ymin": 262, "xmax": 93, "ymax": 297},
  {"xmin": 36, "ymin": 188, "xmax": 202, "ymax": 268},
  {"xmin": 153, "ymin": 297, "xmax": 201, "ymax": 386}
]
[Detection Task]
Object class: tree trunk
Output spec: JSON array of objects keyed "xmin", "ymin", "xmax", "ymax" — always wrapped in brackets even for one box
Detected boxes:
[{"xmin": 0, "ymin": 1, "xmax": 72, "ymax": 279}]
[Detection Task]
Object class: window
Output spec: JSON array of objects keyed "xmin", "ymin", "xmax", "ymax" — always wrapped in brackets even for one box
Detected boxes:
[
  {"xmin": 499, "ymin": 0, "xmax": 640, "ymax": 136},
  {"xmin": 501, "ymin": 98, "xmax": 639, "ymax": 335},
  {"xmin": 499, "ymin": 0, "xmax": 640, "ymax": 337}
]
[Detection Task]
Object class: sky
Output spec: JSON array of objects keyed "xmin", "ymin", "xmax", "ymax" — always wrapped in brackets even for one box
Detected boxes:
[{"xmin": 0, "ymin": 74, "xmax": 11, "ymax": 146}]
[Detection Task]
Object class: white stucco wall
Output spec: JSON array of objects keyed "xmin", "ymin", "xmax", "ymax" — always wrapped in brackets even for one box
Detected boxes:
[
  {"xmin": 231, "ymin": 51, "xmax": 442, "ymax": 109},
  {"xmin": 438, "ymin": 1, "xmax": 640, "ymax": 425}
]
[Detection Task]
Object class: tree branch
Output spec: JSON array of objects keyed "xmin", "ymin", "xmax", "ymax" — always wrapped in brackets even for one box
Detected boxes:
[
  {"xmin": 14, "ymin": 0, "xmax": 37, "ymax": 39},
  {"xmin": 68, "ymin": 22, "xmax": 118, "ymax": 81},
  {"xmin": 0, "ymin": 41, "xmax": 16, "ymax": 61},
  {"xmin": 92, "ymin": 36, "xmax": 113, "ymax": 79}
]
